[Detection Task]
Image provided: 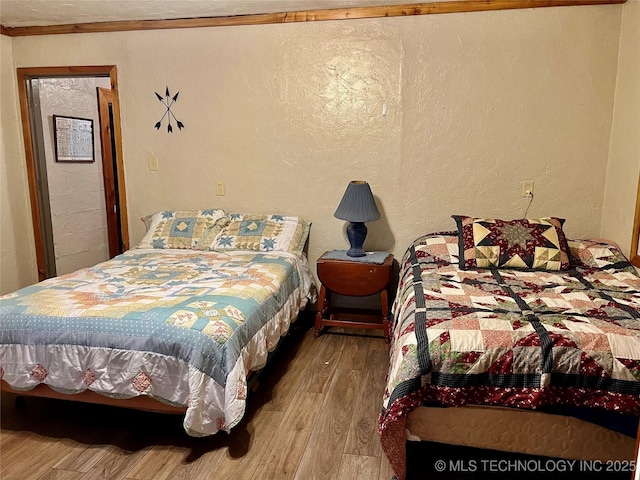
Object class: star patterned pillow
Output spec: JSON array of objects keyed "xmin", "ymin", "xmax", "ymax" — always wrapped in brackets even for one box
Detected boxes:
[
  {"xmin": 199, "ymin": 213, "xmax": 311, "ymax": 256},
  {"xmin": 135, "ymin": 209, "xmax": 227, "ymax": 250},
  {"xmin": 452, "ymin": 215, "xmax": 570, "ymax": 271}
]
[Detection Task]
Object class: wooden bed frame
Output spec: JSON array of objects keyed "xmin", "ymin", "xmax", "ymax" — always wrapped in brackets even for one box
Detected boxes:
[
  {"xmin": 0, "ymin": 314, "xmax": 297, "ymax": 416},
  {"xmin": 1, "ymin": 381, "xmax": 186, "ymax": 414}
]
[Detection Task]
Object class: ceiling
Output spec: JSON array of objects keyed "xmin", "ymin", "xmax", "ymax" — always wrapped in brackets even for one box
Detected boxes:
[{"xmin": 0, "ymin": 0, "xmax": 439, "ymax": 28}]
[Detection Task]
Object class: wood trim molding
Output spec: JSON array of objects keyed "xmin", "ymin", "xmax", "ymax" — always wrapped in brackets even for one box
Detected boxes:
[
  {"xmin": 635, "ymin": 422, "xmax": 640, "ymax": 480},
  {"xmin": 16, "ymin": 70, "xmax": 46, "ymax": 281},
  {"xmin": 630, "ymin": 173, "xmax": 640, "ymax": 268},
  {"xmin": 108, "ymin": 70, "xmax": 131, "ymax": 252},
  {"xmin": 0, "ymin": 0, "xmax": 626, "ymax": 37},
  {"xmin": 97, "ymin": 87, "xmax": 121, "ymax": 257}
]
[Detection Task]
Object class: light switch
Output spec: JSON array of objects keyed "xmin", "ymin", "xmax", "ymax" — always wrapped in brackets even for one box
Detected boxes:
[{"xmin": 216, "ymin": 181, "xmax": 225, "ymax": 196}]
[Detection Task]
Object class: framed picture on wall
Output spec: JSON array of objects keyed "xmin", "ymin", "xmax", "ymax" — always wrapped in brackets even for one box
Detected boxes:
[{"xmin": 53, "ymin": 115, "xmax": 95, "ymax": 163}]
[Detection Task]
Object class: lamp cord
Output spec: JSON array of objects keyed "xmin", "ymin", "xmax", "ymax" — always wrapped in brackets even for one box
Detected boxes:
[{"xmin": 523, "ymin": 192, "xmax": 534, "ymax": 217}]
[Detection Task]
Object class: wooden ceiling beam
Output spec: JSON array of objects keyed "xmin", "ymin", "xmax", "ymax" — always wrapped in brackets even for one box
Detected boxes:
[{"xmin": 0, "ymin": 0, "xmax": 626, "ymax": 37}]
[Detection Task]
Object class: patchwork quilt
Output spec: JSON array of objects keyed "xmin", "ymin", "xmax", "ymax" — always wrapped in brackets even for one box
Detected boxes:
[
  {"xmin": 0, "ymin": 248, "xmax": 315, "ymax": 436},
  {"xmin": 379, "ymin": 233, "xmax": 640, "ymax": 480}
]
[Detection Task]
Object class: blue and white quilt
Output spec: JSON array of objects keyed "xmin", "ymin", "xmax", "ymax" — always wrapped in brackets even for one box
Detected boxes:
[{"xmin": 0, "ymin": 248, "xmax": 315, "ymax": 435}]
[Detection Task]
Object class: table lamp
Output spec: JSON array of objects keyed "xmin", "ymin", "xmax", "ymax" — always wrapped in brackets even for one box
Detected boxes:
[{"xmin": 334, "ymin": 181, "xmax": 381, "ymax": 257}]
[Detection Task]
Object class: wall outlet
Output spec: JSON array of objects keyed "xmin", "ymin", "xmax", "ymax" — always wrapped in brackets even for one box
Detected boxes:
[
  {"xmin": 215, "ymin": 181, "xmax": 225, "ymax": 196},
  {"xmin": 148, "ymin": 154, "xmax": 158, "ymax": 171},
  {"xmin": 521, "ymin": 181, "xmax": 534, "ymax": 197}
]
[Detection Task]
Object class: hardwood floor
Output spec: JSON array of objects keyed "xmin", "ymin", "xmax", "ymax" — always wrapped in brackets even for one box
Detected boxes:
[{"xmin": 0, "ymin": 316, "xmax": 396, "ymax": 480}]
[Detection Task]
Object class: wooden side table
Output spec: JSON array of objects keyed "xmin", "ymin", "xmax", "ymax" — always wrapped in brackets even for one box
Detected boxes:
[{"xmin": 314, "ymin": 252, "xmax": 393, "ymax": 343}]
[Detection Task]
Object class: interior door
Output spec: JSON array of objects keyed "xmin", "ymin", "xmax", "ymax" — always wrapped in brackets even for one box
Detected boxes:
[
  {"xmin": 97, "ymin": 87, "xmax": 123, "ymax": 257},
  {"xmin": 17, "ymin": 66, "xmax": 129, "ymax": 281}
]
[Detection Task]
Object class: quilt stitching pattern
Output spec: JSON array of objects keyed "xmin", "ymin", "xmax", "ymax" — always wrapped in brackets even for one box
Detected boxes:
[
  {"xmin": 454, "ymin": 216, "xmax": 570, "ymax": 271},
  {"xmin": 0, "ymin": 248, "xmax": 314, "ymax": 439},
  {"xmin": 210, "ymin": 214, "xmax": 311, "ymax": 255},
  {"xmin": 378, "ymin": 233, "xmax": 640, "ymax": 480},
  {"xmin": 0, "ymin": 250, "xmax": 301, "ymax": 385},
  {"xmin": 137, "ymin": 209, "xmax": 227, "ymax": 250}
]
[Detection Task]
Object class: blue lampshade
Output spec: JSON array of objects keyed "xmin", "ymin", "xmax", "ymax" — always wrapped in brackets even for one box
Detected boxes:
[
  {"xmin": 334, "ymin": 181, "xmax": 381, "ymax": 223},
  {"xmin": 334, "ymin": 181, "xmax": 380, "ymax": 257}
]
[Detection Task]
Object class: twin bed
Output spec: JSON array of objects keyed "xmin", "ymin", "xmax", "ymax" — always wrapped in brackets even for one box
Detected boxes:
[
  {"xmin": 2, "ymin": 212, "xmax": 639, "ymax": 480},
  {"xmin": 379, "ymin": 217, "xmax": 640, "ymax": 480},
  {"xmin": 0, "ymin": 210, "xmax": 315, "ymax": 436}
]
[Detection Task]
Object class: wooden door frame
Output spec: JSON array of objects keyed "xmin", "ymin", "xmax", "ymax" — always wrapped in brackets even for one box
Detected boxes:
[
  {"xmin": 630, "ymin": 173, "xmax": 640, "ymax": 268},
  {"xmin": 97, "ymin": 87, "xmax": 123, "ymax": 258},
  {"xmin": 17, "ymin": 65, "xmax": 129, "ymax": 281}
]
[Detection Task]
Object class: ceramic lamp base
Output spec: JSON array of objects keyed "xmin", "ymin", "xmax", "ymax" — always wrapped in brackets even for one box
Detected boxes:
[{"xmin": 346, "ymin": 222, "xmax": 368, "ymax": 257}]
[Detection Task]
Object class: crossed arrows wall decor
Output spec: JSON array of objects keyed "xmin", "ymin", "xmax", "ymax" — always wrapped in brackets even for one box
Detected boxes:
[{"xmin": 154, "ymin": 86, "xmax": 184, "ymax": 133}]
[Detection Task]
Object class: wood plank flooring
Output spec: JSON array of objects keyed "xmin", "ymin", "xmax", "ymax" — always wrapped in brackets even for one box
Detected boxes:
[{"xmin": 0, "ymin": 317, "xmax": 396, "ymax": 480}]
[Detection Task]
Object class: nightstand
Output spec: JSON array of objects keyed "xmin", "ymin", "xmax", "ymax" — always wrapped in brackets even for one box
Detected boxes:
[{"xmin": 314, "ymin": 252, "xmax": 393, "ymax": 343}]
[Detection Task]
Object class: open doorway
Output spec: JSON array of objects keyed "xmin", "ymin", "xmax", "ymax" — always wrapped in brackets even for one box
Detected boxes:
[{"xmin": 17, "ymin": 66, "xmax": 129, "ymax": 281}]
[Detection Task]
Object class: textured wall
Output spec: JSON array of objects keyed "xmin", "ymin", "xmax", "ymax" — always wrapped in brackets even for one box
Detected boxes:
[
  {"xmin": 601, "ymin": 0, "xmax": 640, "ymax": 259},
  {"xmin": 0, "ymin": 34, "xmax": 37, "ymax": 294},
  {"xmin": 3, "ymin": 5, "xmax": 625, "ymax": 284},
  {"xmin": 38, "ymin": 77, "xmax": 111, "ymax": 275}
]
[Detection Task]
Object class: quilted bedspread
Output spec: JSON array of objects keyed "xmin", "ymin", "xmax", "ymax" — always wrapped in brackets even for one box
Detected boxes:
[
  {"xmin": 379, "ymin": 233, "xmax": 640, "ymax": 480},
  {"xmin": 0, "ymin": 248, "xmax": 314, "ymax": 436}
]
